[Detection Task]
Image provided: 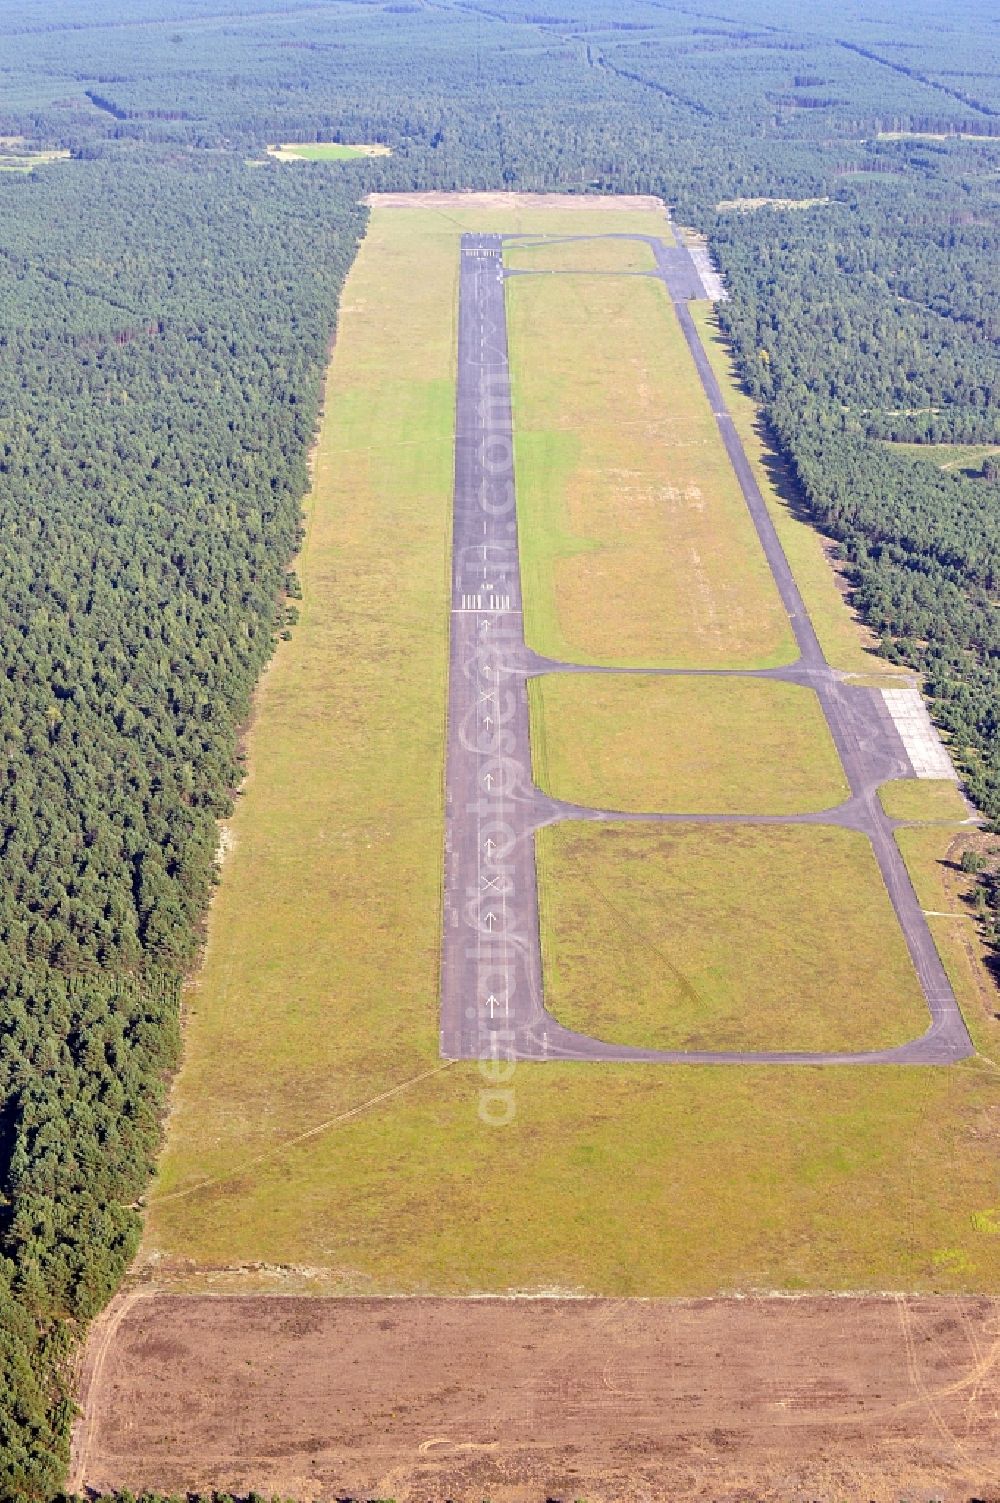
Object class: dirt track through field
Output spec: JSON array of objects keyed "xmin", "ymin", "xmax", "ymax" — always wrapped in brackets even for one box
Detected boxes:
[{"xmin": 73, "ymin": 1291, "xmax": 1000, "ymax": 1502}]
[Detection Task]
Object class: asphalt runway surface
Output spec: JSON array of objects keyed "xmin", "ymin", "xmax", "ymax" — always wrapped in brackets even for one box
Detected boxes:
[{"xmin": 440, "ymin": 231, "xmax": 974, "ymax": 1066}]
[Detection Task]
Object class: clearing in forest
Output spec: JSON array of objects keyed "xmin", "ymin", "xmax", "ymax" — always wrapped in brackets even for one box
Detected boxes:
[
  {"xmin": 0, "ymin": 143, "xmax": 70, "ymax": 171},
  {"xmin": 141, "ymin": 195, "xmax": 999, "ymax": 1298},
  {"xmin": 885, "ymin": 439, "xmax": 1000, "ymax": 475},
  {"xmin": 267, "ymin": 141, "xmax": 391, "ymax": 161},
  {"xmin": 877, "ymin": 130, "xmax": 1000, "ymax": 141},
  {"xmin": 716, "ymin": 195, "xmax": 830, "ymax": 211}
]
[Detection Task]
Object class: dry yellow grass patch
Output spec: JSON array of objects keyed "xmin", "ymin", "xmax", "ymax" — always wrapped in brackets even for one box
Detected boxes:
[
  {"xmin": 529, "ymin": 673, "xmax": 848, "ymax": 813},
  {"xmin": 505, "ymin": 235, "xmax": 656, "ymax": 272},
  {"xmin": 537, "ymin": 822, "xmax": 931, "ymax": 1054},
  {"xmin": 508, "ymin": 273, "xmax": 794, "ymax": 666}
]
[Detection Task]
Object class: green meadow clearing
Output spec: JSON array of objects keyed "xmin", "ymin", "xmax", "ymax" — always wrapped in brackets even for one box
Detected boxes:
[
  {"xmin": 885, "ymin": 439, "xmax": 1000, "ymax": 475},
  {"xmin": 536, "ymin": 822, "xmax": 931, "ymax": 1054},
  {"xmin": 529, "ymin": 673, "xmax": 848, "ymax": 814},
  {"xmin": 143, "ymin": 195, "xmax": 1000, "ymax": 1299},
  {"xmin": 507, "ymin": 270, "xmax": 795, "ymax": 668},
  {"xmin": 504, "ymin": 234, "xmax": 656, "ymax": 272},
  {"xmin": 268, "ymin": 141, "xmax": 391, "ymax": 161}
]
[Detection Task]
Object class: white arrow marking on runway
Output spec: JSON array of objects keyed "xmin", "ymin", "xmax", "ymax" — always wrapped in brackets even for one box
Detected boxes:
[
  {"xmin": 483, "ymin": 715, "xmax": 493, "ymax": 729},
  {"xmin": 484, "ymin": 838, "xmax": 496, "ymax": 856},
  {"xmin": 484, "ymin": 772, "xmax": 494, "ymax": 790},
  {"xmin": 486, "ymin": 994, "xmax": 500, "ymax": 1017},
  {"xmin": 483, "ymin": 912, "xmax": 498, "ymax": 930}
]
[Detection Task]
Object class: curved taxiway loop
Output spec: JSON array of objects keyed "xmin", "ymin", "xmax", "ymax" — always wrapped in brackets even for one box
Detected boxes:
[{"xmin": 439, "ymin": 230, "xmax": 974, "ymax": 1067}]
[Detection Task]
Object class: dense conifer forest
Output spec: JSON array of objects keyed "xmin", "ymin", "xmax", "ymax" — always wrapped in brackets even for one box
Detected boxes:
[{"xmin": 0, "ymin": 0, "xmax": 998, "ymax": 1494}]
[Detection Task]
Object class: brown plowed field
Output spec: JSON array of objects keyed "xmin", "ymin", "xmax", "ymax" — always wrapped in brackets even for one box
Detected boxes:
[{"xmin": 73, "ymin": 1291, "xmax": 1000, "ymax": 1502}]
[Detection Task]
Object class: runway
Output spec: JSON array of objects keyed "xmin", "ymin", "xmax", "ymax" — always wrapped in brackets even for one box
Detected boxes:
[{"xmin": 439, "ymin": 230, "xmax": 974, "ymax": 1066}]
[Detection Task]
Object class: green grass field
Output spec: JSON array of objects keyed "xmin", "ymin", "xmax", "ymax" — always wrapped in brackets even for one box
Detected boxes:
[
  {"xmin": 507, "ymin": 273, "xmax": 794, "ymax": 668},
  {"xmin": 268, "ymin": 141, "xmax": 391, "ymax": 161},
  {"xmin": 142, "ymin": 196, "xmax": 1000, "ymax": 1300},
  {"xmin": 504, "ymin": 235, "xmax": 656, "ymax": 271},
  {"xmin": 885, "ymin": 440, "xmax": 1000, "ymax": 475},
  {"xmin": 880, "ymin": 778, "xmax": 970, "ymax": 822},
  {"xmin": 536, "ymin": 822, "xmax": 931, "ymax": 1053},
  {"xmin": 528, "ymin": 673, "xmax": 848, "ymax": 813}
]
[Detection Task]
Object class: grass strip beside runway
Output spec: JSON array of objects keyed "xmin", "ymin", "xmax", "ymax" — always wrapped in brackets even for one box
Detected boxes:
[
  {"xmin": 504, "ymin": 236, "xmax": 657, "ymax": 272},
  {"xmin": 689, "ymin": 304, "xmax": 912, "ymax": 679},
  {"xmin": 536, "ymin": 822, "xmax": 931, "ymax": 1053},
  {"xmin": 529, "ymin": 673, "xmax": 848, "ymax": 814},
  {"xmin": 507, "ymin": 273, "xmax": 796, "ymax": 667},
  {"xmin": 879, "ymin": 778, "xmax": 970, "ymax": 822},
  {"xmin": 146, "ymin": 203, "xmax": 456, "ymax": 1210}
]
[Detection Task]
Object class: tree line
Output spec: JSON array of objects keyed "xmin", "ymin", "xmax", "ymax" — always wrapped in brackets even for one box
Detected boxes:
[{"xmin": 0, "ymin": 151, "xmax": 364, "ymax": 1497}]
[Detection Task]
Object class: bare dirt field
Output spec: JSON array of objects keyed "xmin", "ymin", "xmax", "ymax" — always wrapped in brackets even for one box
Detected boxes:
[
  {"xmin": 74, "ymin": 1291, "xmax": 1000, "ymax": 1503},
  {"xmin": 370, "ymin": 190, "xmax": 668, "ymax": 214}
]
